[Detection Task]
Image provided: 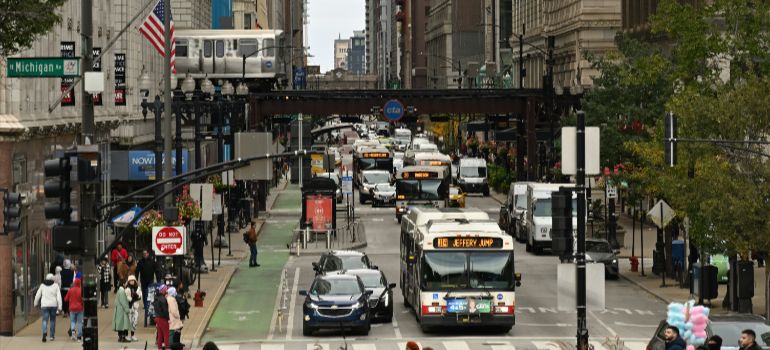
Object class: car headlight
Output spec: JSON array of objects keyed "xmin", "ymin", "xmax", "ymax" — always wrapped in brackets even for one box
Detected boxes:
[
  {"xmin": 612, "ymin": 259, "xmax": 618, "ymax": 264},
  {"xmin": 381, "ymin": 293, "xmax": 389, "ymax": 307},
  {"xmin": 309, "ymin": 302, "xmax": 319, "ymax": 309},
  {"xmin": 351, "ymin": 301, "xmax": 362, "ymax": 309}
]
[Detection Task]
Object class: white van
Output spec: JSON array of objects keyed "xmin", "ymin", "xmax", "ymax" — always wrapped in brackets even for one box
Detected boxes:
[
  {"xmin": 525, "ymin": 183, "xmax": 577, "ymax": 254},
  {"xmin": 457, "ymin": 158, "xmax": 489, "ymax": 195}
]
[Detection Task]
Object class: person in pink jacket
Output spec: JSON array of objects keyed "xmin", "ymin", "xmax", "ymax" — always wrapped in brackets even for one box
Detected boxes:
[{"xmin": 166, "ymin": 287, "xmax": 183, "ymax": 345}]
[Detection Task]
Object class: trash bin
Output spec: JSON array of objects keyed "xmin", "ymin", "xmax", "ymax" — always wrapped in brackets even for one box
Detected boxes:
[{"xmin": 672, "ymin": 240, "xmax": 685, "ymax": 268}]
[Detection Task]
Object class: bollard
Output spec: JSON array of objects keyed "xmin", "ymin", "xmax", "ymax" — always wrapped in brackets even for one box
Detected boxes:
[{"xmin": 326, "ymin": 229, "xmax": 331, "ymax": 249}]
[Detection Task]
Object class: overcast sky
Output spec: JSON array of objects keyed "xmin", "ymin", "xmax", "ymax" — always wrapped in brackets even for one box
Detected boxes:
[{"xmin": 307, "ymin": 0, "xmax": 365, "ymax": 72}]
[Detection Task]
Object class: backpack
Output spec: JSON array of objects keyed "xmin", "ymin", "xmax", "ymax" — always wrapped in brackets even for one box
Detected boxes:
[{"xmin": 176, "ymin": 295, "xmax": 190, "ymax": 320}]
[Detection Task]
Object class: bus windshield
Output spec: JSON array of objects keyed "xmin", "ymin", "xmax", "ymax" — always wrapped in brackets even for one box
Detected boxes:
[
  {"xmin": 397, "ymin": 179, "xmax": 443, "ymax": 200},
  {"xmin": 357, "ymin": 158, "xmax": 392, "ymax": 171},
  {"xmin": 422, "ymin": 251, "xmax": 513, "ymax": 290}
]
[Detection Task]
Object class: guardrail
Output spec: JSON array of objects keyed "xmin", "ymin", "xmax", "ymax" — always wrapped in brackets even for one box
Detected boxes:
[{"xmin": 291, "ymin": 220, "xmax": 362, "ymax": 254}]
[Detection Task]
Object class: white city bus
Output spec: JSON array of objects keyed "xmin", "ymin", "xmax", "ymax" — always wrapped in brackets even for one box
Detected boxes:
[
  {"xmin": 400, "ymin": 211, "xmax": 520, "ymax": 333},
  {"xmin": 395, "ymin": 166, "xmax": 450, "ymax": 223}
]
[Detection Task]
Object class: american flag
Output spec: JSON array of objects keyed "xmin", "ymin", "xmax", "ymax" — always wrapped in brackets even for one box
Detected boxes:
[{"xmin": 139, "ymin": 0, "xmax": 176, "ymax": 73}]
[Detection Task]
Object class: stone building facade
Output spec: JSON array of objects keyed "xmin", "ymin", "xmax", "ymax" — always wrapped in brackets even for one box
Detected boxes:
[{"xmin": 0, "ymin": 0, "xmax": 211, "ymax": 334}]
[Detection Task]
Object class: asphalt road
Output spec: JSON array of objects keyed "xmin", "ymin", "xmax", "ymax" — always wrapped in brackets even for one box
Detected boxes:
[{"xmin": 238, "ymin": 194, "xmax": 668, "ymax": 350}]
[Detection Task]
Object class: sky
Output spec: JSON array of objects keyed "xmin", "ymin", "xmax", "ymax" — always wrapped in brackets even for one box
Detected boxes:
[{"xmin": 307, "ymin": 0, "xmax": 366, "ymax": 72}]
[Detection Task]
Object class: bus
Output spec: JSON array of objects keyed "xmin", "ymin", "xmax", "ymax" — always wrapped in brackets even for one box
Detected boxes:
[
  {"xmin": 405, "ymin": 152, "xmax": 452, "ymax": 184},
  {"xmin": 353, "ymin": 147, "xmax": 394, "ymax": 202},
  {"xmin": 400, "ymin": 211, "xmax": 520, "ymax": 332},
  {"xmin": 395, "ymin": 166, "xmax": 450, "ymax": 222}
]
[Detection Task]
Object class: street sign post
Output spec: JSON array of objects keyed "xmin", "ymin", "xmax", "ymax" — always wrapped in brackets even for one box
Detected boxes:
[
  {"xmin": 152, "ymin": 226, "xmax": 186, "ymax": 256},
  {"xmin": 7, "ymin": 57, "xmax": 80, "ymax": 78},
  {"xmin": 341, "ymin": 175, "xmax": 353, "ymax": 195},
  {"xmin": 382, "ymin": 99, "xmax": 405, "ymax": 122},
  {"xmin": 647, "ymin": 199, "xmax": 674, "ymax": 228},
  {"xmin": 606, "ymin": 185, "xmax": 617, "ymax": 199}
]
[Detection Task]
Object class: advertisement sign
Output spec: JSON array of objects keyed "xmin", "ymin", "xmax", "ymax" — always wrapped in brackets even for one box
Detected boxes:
[
  {"xmin": 310, "ymin": 153, "xmax": 325, "ymax": 174},
  {"xmin": 305, "ymin": 194, "xmax": 333, "ymax": 231},
  {"xmin": 60, "ymin": 42, "xmax": 76, "ymax": 106},
  {"xmin": 92, "ymin": 47, "xmax": 103, "ymax": 105},
  {"xmin": 114, "ymin": 53, "xmax": 126, "ymax": 105},
  {"xmin": 152, "ymin": 226, "xmax": 186, "ymax": 256},
  {"xmin": 126, "ymin": 150, "xmax": 189, "ymax": 181}
]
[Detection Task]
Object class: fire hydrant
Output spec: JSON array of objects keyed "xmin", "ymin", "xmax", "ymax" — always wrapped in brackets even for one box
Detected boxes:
[
  {"xmin": 629, "ymin": 256, "xmax": 639, "ymax": 272},
  {"xmin": 194, "ymin": 290, "xmax": 206, "ymax": 307}
]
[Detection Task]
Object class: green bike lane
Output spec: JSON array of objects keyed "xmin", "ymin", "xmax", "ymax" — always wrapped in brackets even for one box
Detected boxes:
[{"xmin": 201, "ymin": 187, "xmax": 299, "ymax": 343}]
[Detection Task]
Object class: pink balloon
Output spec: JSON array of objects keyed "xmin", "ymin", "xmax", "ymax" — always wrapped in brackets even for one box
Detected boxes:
[
  {"xmin": 687, "ymin": 345, "xmax": 696, "ymax": 350},
  {"xmin": 694, "ymin": 331, "xmax": 708, "ymax": 338}
]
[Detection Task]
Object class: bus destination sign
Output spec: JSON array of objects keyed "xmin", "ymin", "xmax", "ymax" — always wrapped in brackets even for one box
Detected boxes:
[
  {"xmin": 402, "ymin": 171, "xmax": 437, "ymax": 179},
  {"xmin": 363, "ymin": 152, "xmax": 389, "ymax": 158},
  {"xmin": 434, "ymin": 237, "xmax": 503, "ymax": 249}
]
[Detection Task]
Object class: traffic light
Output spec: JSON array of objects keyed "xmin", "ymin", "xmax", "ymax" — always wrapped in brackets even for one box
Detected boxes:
[
  {"xmin": 551, "ymin": 188, "xmax": 573, "ymax": 259},
  {"xmin": 3, "ymin": 191, "xmax": 22, "ymax": 233},
  {"xmin": 44, "ymin": 156, "xmax": 73, "ymax": 222}
]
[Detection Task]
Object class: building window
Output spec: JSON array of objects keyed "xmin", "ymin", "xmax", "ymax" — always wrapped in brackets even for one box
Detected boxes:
[
  {"xmin": 244, "ymin": 13, "xmax": 252, "ymax": 29},
  {"xmin": 12, "ymin": 155, "xmax": 26, "ymax": 187}
]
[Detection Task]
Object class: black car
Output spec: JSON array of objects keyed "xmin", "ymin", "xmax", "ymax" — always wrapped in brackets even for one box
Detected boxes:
[
  {"xmin": 313, "ymin": 250, "xmax": 376, "ymax": 275},
  {"xmin": 340, "ymin": 269, "xmax": 396, "ymax": 322},
  {"xmin": 585, "ymin": 239, "xmax": 619, "ymax": 279},
  {"xmin": 648, "ymin": 315, "xmax": 770, "ymax": 350},
  {"xmin": 299, "ymin": 274, "xmax": 373, "ymax": 336}
]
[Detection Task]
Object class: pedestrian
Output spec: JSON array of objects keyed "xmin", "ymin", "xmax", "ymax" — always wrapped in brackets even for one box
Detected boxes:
[
  {"xmin": 53, "ymin": 266, "xmax": 62, "ymax": 288},
  {"xmin": 698, "ymin": 335, "xmax": 722, "ymax": 350},
  {"xmin": 125, "ymin": 275, "xmax": 143, "ymax": 342},
  {"xmin": 97, "ymin": 257, "xmax": 112, "ymax": 308},
  {"xmin": 192, "ymin": 228, "xmax": 207, "ymax": 273},
  {"xmin": 167, "ymin": 287, "xmax": 183, "ymax": 345},
  {"xmin": 405, "ymin": 341, "xmax": 420, "ymax": 350},
  {"xmin": 60, "ymin": 259, "xmax": 75, "ymax": 318},
  {"xmin": 34, "ymin": 273, "xmax": 62, "ymax": 342},
  {"xmin": 64, "ymin": 278, "xmax": 83, "ymax": 342},
  {"xmin": 111, "ymin": 242, "xmax": 128, "ymax": 292},
  {"xmin": 154, "ymin": 285, "xmax": 170, "ymax": 350},
  {"xmin": 739, "ymin": 329, "xmax": 762, "ymax": 350},
  {"xmin": 137, "ymin": 250, "xmax": 158, "ymax": 326},
  {"xmin": 664, "ymin": 326, "xmax": 686, "ymax": 350},
  {"xmin": 117, "ymin": 254, "xmax": 137, "ymax": 288},
  {"xmin": 247, "ymin": 221, "xmax": 260, "ymax": 267},
  {"xmin": 113, "ymin": 282, "xmax": 131, "ymax": 343},
  {"xmin": 202, "ymin": 341, "xmax": 220, "ymax": 350}
]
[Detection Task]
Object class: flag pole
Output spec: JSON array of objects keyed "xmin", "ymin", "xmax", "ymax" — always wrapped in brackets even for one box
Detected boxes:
[{"xmin": 163, "ymin": 0, "xmax": 173, "ymax": 208}]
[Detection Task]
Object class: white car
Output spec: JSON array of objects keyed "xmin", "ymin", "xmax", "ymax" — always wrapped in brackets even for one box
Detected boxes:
[{"xmin": 370, "ymin": 183, "xmax": 396, "ymax": 207}]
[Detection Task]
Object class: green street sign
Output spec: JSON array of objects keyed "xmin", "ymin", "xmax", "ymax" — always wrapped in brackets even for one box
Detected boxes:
[{"xmin": 6, "ymin": 57, "xmax": 80, "ymax": 78}]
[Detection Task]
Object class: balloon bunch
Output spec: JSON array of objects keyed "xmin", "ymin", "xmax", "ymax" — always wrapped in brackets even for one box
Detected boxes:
[{"xmin": 666, "ymin": 301, "xmax": 710, "ymax": 350}]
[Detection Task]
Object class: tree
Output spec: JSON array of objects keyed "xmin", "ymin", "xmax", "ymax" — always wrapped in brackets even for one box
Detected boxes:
[{"xmin": 0, "ymin": 0, "xmax": 68, "ymax": 57}]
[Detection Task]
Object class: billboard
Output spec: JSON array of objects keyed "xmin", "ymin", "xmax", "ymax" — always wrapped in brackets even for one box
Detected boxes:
[{"xmin": 305, "ymin": 194, "xmax": 333, "ymax": 231}]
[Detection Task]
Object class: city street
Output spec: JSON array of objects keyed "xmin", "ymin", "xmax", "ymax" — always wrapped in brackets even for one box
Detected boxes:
[{"xmin": 209, "ymin": 195, "xmax": 666, "ymax": 350}]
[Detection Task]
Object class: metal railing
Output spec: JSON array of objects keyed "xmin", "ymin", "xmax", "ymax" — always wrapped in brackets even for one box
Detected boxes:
[{"xmin": 291, "ymin": 220, "xmax": 362, "ymax": 254}]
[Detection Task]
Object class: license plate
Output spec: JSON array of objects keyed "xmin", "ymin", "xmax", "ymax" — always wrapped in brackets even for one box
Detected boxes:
[{"xmin": 446, "ymin": 299, "xmax": 467, "ymax": 313}]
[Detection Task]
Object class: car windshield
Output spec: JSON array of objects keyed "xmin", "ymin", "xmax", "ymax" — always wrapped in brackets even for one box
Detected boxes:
[
  {"xmin": 364, "ymin": 173, "xmax": 391, "ymax": 184},
  {"xmin": 586, "ymin": 241, "xmax": 612, "ymax": 253},
  {"xmin": 323, "ymin": 255, "xmax": 369, "ymax": 271},
  {"xmin": 354, "ymin": 273, "xmax": 385, "ymax": 288},
  {"xmin": 317, "ymin": 174, "xmax": 339, "ymax": 185},
  {"xmin": 460, "ymin": 166, "xmax": 487, "ymax": 178},
  {"xmin": 310, "ymin": 278, "xmax": 362, "ymax": 295},
  {"xmin": 422, "ymin": 252, "xmax": 513, "ymax": 290},
  {"xmin": 710, "ymin": 322, "xmax": 770, "ymax": 347}
]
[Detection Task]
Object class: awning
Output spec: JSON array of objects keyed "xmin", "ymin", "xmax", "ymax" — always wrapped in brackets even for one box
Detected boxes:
[
  {"xmin": 111, "ymin": 206, "xmax": 143, "ymax": 228},
  {"xmin": 0, "ymin": 114, "xmax": 25, "ymax": 133}
]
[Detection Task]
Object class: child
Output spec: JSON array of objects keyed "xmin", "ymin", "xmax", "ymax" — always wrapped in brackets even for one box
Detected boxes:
[{"xmin": 96, "ymin": 258, "xmax": 112, "ymax": 308}]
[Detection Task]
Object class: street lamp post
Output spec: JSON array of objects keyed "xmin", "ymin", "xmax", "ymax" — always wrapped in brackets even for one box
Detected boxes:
[{"xmin": 139, "ymin": 70, "xmax": 165, "ymax": 202}]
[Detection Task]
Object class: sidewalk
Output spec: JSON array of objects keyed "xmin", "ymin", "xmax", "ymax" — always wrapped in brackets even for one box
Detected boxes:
[{"xmin": 0, "ymin": 179, "xmax": 288, "ymax": 350}]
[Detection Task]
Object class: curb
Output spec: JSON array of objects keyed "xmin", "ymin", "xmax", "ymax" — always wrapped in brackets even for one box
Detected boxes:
[{"xmin": 618, "ymin": 272, "xmax": 672, "ymax": 305}]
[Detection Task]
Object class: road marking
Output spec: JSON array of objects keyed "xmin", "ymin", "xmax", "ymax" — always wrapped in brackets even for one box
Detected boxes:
[
  {"xmin": 614, "ymin": 321, "xmax": 658, "ymax": 328},
  {"xmin": 531, "ymin": 341, "xmax": 561, "ymax": 350},
  {"xmin": 590, "ymin": 341, "xmax": 606, "ymax": 350},
  {"xmin": 352, "ymin": 344, "xmax": 377, "ymax": 350},
  {"xmin": 371, "ymin": 218, "xmax": 385, "ymax": 222},
  {"xmin": 307, "ymin": 343, "xmax": 329, "ymax": 350},
  {"xmin": 391, "ymin": 304, "xmax": 402, "ymax": 339},
  {"xmin": 217, "ymin": 346, "xmax": 240, "ymax": 350},
  {"xmin": 267, "ymin": 265, "xmax": 288, "ymax": 340},
  {"xmin": 192, "ymin": 263, "xmax": 232, "ymax": 346},
  {"xmin": 589, "ymin": 310, "xmax": 617, "ymax": 337},
  {"xmin": 262, "ymin": 345, "xmax": 284, "ymax": 350},
  {"xmin": 624, "ymin": 341, "xmax": 648, "ymax": 350},
  {"xmin": 518, "ymin": 323, "xmax": 571, "ymax": 327},
  {"xmin": 443, "ymin": 340, "xmax": 471, "ymax": 350},
  {"xmin": 490, "ymin": 341, "xmax": 516, "ymax": 350},
  {"xmin": 286, "ymin": 267, "xmax": 301, "ymax": 340}
]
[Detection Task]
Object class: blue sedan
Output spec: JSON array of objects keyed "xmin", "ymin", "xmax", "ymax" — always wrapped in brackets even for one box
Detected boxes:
[{"xmin": 299, "ymin": 274, "xmax": 373, "ymax": 336}]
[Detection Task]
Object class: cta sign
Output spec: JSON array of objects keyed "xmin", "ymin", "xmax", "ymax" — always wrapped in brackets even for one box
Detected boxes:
[
  {"xmin": 152, "ymin": 226, "xmax": 186, "ymax": 256},
  {"xmin": 382, "ymin": 99, "xmax": 405, "ymax": 122}
]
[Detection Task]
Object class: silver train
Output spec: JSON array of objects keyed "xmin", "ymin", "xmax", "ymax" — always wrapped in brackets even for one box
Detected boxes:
[{"xmin": 175, "ymin": 29, "xmax": 287, "ymax": 89}]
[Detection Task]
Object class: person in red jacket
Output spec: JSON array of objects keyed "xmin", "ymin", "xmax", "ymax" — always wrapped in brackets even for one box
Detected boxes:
[
  {"xmin": 110, "ymin": 242, "xmax": 128, "ymax": 293},
  {"xmin": 64, "ymin": 279, "xmax": 84, "ymax": 341}
]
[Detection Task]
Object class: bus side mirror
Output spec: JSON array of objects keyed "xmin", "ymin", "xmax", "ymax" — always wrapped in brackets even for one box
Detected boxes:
[
  {"xmin": 515, "ymin": 272, "xmax": 522, "ymax": 287},
  {"xmin": 299, "ymin": 290, "xmax": 308, "ymax": 296},
  {"xmin": 388, "ymin": 283, "xmax": 397, "ymax": 289}
]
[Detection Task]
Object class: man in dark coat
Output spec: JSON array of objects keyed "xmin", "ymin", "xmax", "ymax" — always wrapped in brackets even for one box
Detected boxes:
[
  {"xmin": 136, "ymin": 250, "xmax": 159, "ymax": 327},
  {"xmin": 740, "ymin": 329, "xmax": 762, "ymax": 350},
  {"xmin": 665, "ymin": 326, "xmax": 687, "ymax": 350}
]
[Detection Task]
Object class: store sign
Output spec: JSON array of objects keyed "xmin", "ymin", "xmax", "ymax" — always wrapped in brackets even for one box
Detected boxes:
[
  {"xmin": 92, "ymin": 47, "xmax": 103, "ymax": 105},
  {"xmin": 126, "ymin": 150, "xmax": 189, "ymax": 180},
  {"xmin": 114, "ymin": 53, "xmax": 126, "ymax": 105},
  {"xmin": 60, "ymin": 42, "xmax": 76, "ymax": 106},
  {"xmin": 305, "ymin": 194, "xmax": 333, "ymax": 231}
]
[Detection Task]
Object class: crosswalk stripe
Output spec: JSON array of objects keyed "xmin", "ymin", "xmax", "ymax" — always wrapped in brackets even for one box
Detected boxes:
[
  {"xmin": 443, "ymin": 341, "xmax": 471, "ymax": 350},
  {"xmin": 307, "ymin": 344, "xmax": 330, "ymax": 350},
  {"xmin": 261, "ymin": 345, "xmax": 284, "ymax": 350},
  {"xmin": 353, "ymin": 344, "xmax": 378, "ymax": 350},
  {"xmin": 590, "ymin": 341, "xmax": 605, "ymax": 350},
  {"xmin": 624, "ymin": 341, "xmax": 648, "ymax": 350},
  {"xmin": 490, "ymin": 341, "xmax": 516, "ymax": 350},
  {"xmin": 532, "ymin": 341, "xmax": 561, "ymax": 350},
  {"xmin": 217, "ymin": 346, "xmax": 240, "ymax": 350}
]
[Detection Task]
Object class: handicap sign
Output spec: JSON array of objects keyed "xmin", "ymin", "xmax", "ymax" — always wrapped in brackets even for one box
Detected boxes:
[{"xmin": 382, "ymin": 99, "xmax": 405, "ymax": 122}]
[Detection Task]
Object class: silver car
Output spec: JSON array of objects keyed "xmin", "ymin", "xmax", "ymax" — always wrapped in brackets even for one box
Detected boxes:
[{"xmin": 370, "ymin": 183, "xmax": 396, "ymax": 207}]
